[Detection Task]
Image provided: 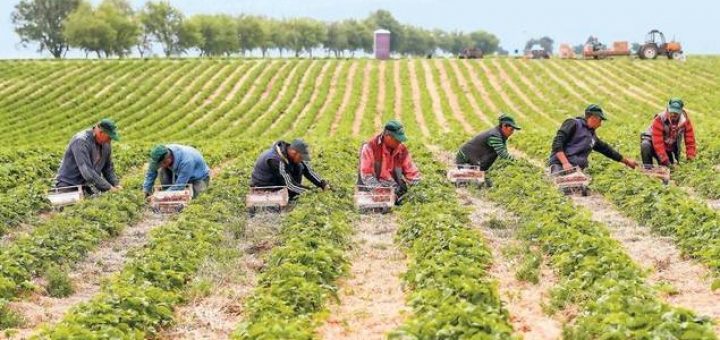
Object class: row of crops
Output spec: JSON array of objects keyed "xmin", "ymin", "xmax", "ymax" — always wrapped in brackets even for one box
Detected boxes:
[{"xmin": 2, "ymin": 57, "xmax": 720, "ymax": 337}]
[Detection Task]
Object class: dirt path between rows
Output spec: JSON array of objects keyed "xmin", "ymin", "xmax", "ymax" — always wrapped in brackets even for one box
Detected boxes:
[
  {"xmin": 447, "ymin": 60, "xmax": 492, "ymax": 126},
  {"xmin": 202, "ymin": 62, "xmax": 247, "ymax": 107},
  {"xmin": 407, "ymin": 60, "xmax": 431, "ymax": 137},
  {"xmin": 267, "ymin": 61, "xmax": 320, "ymax": 132},
  {"xmin": 512, "ymin": 149, "xmax": 720, "ymax": 329},
  {"xmin": 457, "ymin": 189, "xmax": 563, "ymax": 340},
  {"xmin": 375, "ymin": 62, "xmax": 386, "ymax": 131},
  {"xmin": 293, "ymin": 62, "xmax": 341, "ymax": 133},
  {"xmin": 476, "ymin": 61, "xmax": 527, "ymax": 120},
  {"xmin": 462, "ymin": 60, "xmax": 499, "ymax": 113},
  {"xmin": 392, "ymin": 61, "xmax": 402, "ymax": 121},
  {"xmin": 330, "ymin": 62, "xmax": 359, "ymax": 135},
  {"xmin": 352, "ymin": 62, "xmax": 373, "ymax": 137},
  {"xmin": 9, "ymin": 164, "xmax": 232, "ymax": 339},
  {"xmin": 491, "ymin": 59, "xmax": 556, "ymax": 124},
  {"xmin": 246, "ymin": 61, "xmax": 304, "ymax": 131},
  {"xmin": 419, "ymin": 60, "xmax": 450, "ymax": 133},
  {"xmin": 316, "ymin": 214, "xmax": 408, "ymax": 340},
  {"xmin": 571, "ymin": 194, "xmax": 720, "ymax": 333},
  {"xmin": 160, "ymin": 213, "xmax": 282, "ymax": 339},
  {"xmin": 9, "ymin": 213, "xmax": 165, "ymax": 339},
  {"xmin": 432, "ymin": 59, "xmax": 473, "ymax": 134}
]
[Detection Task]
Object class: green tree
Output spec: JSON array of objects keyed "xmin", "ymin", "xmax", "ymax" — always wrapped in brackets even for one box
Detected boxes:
[
  {"xmin": 97, "ymin": 0, "xmax": 140, "ymax": 57},
  {"xmin": 63, "ymin": 0, "xmax": 140, "ymax": 58},
  {"xmin": 400, "ymin": 26, "xmax": 435, "ymax": 56},
  {"xmin": 285, "ymin": 18, "xmax": 326, "ymax": 58},
  {"xmin": 139, "ymin": 1, "xmax": 186, "ymax": 57},
  {"xmin": 324, "ymin": 21, "xmax": 349, "ymax": 57},
  {"xmin": 256, "ymin": 17, "xmax": 275, "ymax": 57},
  {"xmin": 345, "ymin": 19, "xmax": 373, "ymax": 56},
  {"xmin": 236, "ymin": 15, "xmax": 266, "ymax": 56},
  {"xmin": 11, "ymin": 0, "xmax": 81, "ymax": 58},
  {"xmin": 469, "ymin": 30, "xmax": 500, "ymax": 54},
  {"xmin": 63, "ymin": 1, "xmax": 113, "ymax": 58},
  {"xmin": 270, "ymin": 19, "xmax": 290, "ymax": 57},
  {"xmin": 188, "ymin": 15, "xmax": 239, "ymax": 57}
]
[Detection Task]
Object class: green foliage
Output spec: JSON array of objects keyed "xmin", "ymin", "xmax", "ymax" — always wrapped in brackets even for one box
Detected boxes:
[
  {"xmin": 63, "ymin": 0, "xmax": 141, "ymax": 58},
  {"xmin": 233, "ymin": 141, "xmax": 356, "ymax": 339},
  {"xmin": 139, "ymin": 0, "xmax": 187, "ymax": 57},
  {"xmin": 44, "ymin": 265, "xmax": 74, "ymax": 298},
  {"xmin": 488, "ymin": 159, "xmax": 715, "ymax": 338},
  {"xmin": 11, "ymin": 0, "xmax": 81, "ymax": 58},
  {"xmin": 38, "ymin": 142, "xmax": 259, "ymax": 337},
  {"xmin": 515, "ymin": 250, "xmax": 541, "ymax": 284},
  {"xmin": 391, "ymin": 147, "xmax": 514, "ymax": 338},
  {"xmin": 0, "ymin": 300, "xmax": 24, "ymax": 329}
]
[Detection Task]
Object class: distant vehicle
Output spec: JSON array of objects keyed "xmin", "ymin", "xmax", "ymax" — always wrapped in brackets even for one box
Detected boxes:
[
  {"xmin": 527, "ymin": 44, "xmax": 550, "ymax": 59},
  {"xmin": 558, "ymin": 44, "xmax": 576, "ymax": 59},
  {"xmin": 638, "ymin": 29, "xmax": 683, "ymax": 60},
  {"xmin": 583, "ymin": 37, "xmax": 631, "ymax": 59},
  {"xmin": 458, "ymin": 47, "xmax": 484, "ymax": 59}
]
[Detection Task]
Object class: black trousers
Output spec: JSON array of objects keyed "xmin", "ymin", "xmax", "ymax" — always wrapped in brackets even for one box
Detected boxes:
[{"xmin": 641, "ymin": 136, "xmax": 679, "ymax": 167}]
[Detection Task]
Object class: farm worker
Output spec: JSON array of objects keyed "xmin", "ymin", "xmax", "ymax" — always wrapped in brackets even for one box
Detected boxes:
[
  {"xmin": 640, "ymin": 98, "xmax": 696, "ymax": 168},
  {"xmin": 358, "ymin": 120, "xmax": 421, "ymax": 205},
  {"xmin": 143, "ymin": 144, "xmax": 210, "ymax": 199},
  {"xmin": 250, "ymin": 139, "xmax": 330, "ymax": 200},
  {"xmin": 54, "ymin": 118, "xmax": 122, "ymax": 195},
  {"xmin": 456, "ymin": 114, "xmax": 520, "ymax": 186},
  {"xmin": 549, "ymin": 104, "xmax": 638, "ymax": 173}
]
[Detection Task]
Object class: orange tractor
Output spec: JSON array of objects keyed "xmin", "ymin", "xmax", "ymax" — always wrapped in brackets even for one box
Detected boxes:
[{"xmin": 638, "ymin": 29, "xmax": 683, "ymax": 60}]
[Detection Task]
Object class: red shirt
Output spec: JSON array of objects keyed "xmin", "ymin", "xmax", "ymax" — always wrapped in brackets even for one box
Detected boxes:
[
  {"xmin": 646, "ymin": 110, "xmax": 696, "ymax": 165},
  {"xmin": 359, "ymin": 135, "xmax": 421, "ymax": 185}
]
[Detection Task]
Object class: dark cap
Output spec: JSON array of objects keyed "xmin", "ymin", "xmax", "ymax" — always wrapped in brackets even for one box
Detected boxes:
[
  {"xmin": 384, "ymin": 120, "xmax": 407, "ymax": 142},
  {"xmin": 499, "ymin": 113, "xmax": 521, "ymax": 130},
  {"xmin": 98, "ymin": 118, "xmax": 120, "ymax": 141},
  {"xmin": 290, "ymin": 139, "xmax": 311, "ymax": 161},
  {"xmin": 149, "ymin": 144, "xmax": 169, "ymax": 169},
  {"xmin": 585, "ymin": 104, "xmax": 607, "ymax": 121}
]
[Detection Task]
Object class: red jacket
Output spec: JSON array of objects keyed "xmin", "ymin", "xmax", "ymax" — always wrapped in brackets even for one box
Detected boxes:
[
  {"xmin": 359, "ymin": 135, "xmax": 421, "ymax": 186},
  {"xmin": 645, "ymin": 110, "xmax": 696, "ymax": 165}
]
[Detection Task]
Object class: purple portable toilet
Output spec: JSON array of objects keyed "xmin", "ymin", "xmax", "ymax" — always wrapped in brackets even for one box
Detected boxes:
[{"xmin": 374, "ymin": 29, "xmax": 391, "ymax": 60}]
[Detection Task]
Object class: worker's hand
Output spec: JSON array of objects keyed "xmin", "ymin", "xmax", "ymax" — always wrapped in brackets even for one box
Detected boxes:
[
  {"xmin": 622, "ymin": 158, "xmax": 638, "ymax": 169},
  {"xmin": 321, "ymin": 180, "xmax": 331, "ymax": 191},
  {"xmin": 562, "ymin": 162, "xmax": 573, "ymax": 172},
  {"xmin": 110, "ymin": 186, "xmax": 121, "ymax": 192},
  {"xmin": 144, "ymin": 191, "xmax": 152, "ymax": 202}
]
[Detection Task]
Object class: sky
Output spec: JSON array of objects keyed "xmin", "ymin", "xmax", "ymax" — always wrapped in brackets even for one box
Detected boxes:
[{"xmin": 1, "ymin": 0, "xmax": 718, "ymax": 59}]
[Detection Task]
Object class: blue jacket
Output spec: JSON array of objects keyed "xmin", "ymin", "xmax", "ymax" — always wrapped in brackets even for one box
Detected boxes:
[{"xmin": 143, "ymin": 144, "xmax": 210, "ymax": 192}]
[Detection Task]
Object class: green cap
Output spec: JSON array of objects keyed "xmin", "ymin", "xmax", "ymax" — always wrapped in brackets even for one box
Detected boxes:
[
  {"xmin": 668, "ymin": 101, "xmax": 684, "ymax": 114},
  {"xmin": 98, "ymin": 118, "xmax": 120, "ymax": 141},
  {"xmin": 585, "ymin": 104, "xmax": 607, "ymax": 121},
  {"xmin": 384, "ymin": 120, "xmax": 407, "ymax": 142},
  {"xmin": 668, "ymin": 97, "xmax": 684, "ymax": 108},
  {"xmin": 149, "ymin": 145, "xmax": 169, "ymax": 170},
  {"xmin": 499, "ymin": 114, "xmax": 521, "ymax": 130}
]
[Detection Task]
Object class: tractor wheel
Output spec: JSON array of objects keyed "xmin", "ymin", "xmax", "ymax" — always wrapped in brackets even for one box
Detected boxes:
[
  {"xmin": 640, "ymin": 45, "xmax": 658, "ymax": 60},
  {"xmin": 670, "ymin": 51, "xmax": 683, "ymax": 60}
]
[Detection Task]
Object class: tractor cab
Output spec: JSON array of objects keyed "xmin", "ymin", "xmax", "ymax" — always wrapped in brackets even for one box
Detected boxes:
[{"xmin": 638, "ymin": 29, "xmax": 683, "ymax": 60}]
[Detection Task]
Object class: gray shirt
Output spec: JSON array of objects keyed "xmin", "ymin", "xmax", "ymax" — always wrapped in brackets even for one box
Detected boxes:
[{"xmin": 55, "ymin": 129, "xmax": 119, "ymax": 191}]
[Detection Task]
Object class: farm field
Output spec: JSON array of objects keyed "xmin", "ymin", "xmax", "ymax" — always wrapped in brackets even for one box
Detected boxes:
[{"xmin": 2, "ymin": 56, "xmax": 720, "ymax": 339}]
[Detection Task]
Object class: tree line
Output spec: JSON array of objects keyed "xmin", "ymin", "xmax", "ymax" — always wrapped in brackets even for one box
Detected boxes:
[{"xmin": 11, "ymin": 0, "xmax": 501, "ymax": 59}]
